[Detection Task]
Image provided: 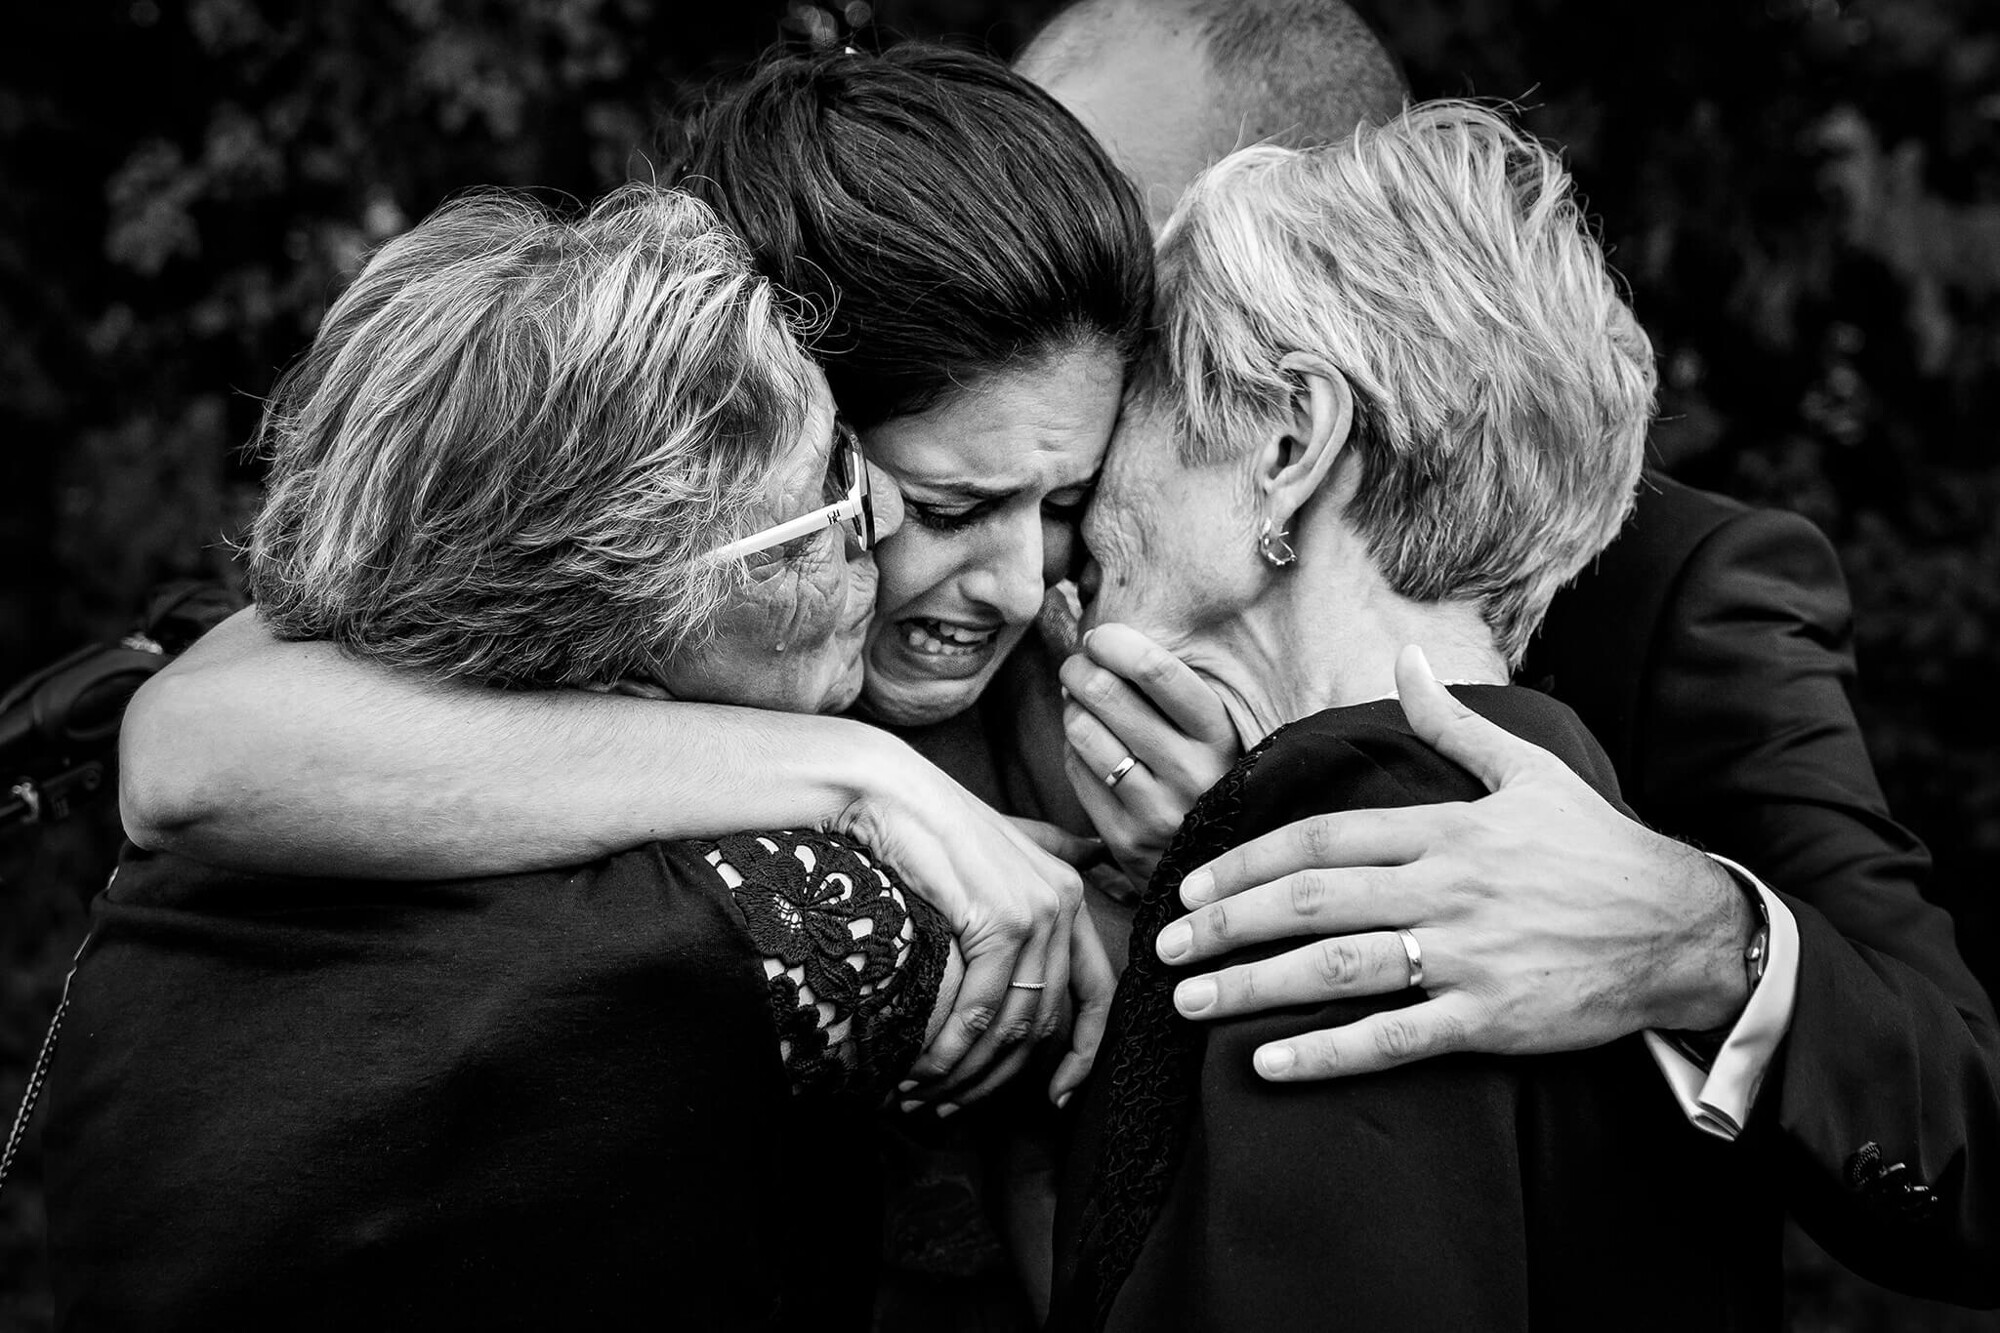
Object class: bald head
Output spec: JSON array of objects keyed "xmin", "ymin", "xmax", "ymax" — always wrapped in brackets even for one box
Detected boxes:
[{"xmin": 1019, "ymin": 0, "xmax": 1408, "ymax": 227}]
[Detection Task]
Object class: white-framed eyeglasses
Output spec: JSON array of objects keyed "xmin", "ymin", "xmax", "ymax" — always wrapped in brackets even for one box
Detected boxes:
[{"xmin": 709, "ymin": 420, "xmax": 879, "ymax": 561}]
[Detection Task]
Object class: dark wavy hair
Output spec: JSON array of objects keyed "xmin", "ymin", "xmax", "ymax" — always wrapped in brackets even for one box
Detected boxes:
[{"xmin": 666, "ymin": 42, "xmax": 1154, "ymax": 428}]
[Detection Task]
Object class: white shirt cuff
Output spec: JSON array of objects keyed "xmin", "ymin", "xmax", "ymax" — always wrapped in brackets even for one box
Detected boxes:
[{"xmin": 1643, "ymin": 854, "xmax": 1799, "ymax": 1141}]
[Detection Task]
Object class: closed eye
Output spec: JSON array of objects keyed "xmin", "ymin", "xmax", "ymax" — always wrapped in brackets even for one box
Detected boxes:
[{"xmin": 906, "ymin": 499, "xmax": 998, "ymax": 533}]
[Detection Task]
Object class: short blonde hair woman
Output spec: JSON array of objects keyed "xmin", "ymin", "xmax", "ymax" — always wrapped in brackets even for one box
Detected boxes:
[{"xmin": 1051, "ymin": 104, "xmax": 1770, "ymax": 1332}]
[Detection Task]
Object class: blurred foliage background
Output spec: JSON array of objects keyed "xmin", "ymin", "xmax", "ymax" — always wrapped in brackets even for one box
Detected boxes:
[{"xmin": 1, "ymin": 0, "xmax": 1995, "ymax": 1327}]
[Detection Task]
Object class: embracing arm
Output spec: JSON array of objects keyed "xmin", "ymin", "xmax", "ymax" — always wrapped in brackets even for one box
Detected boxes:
[
  {"xmin": 122, "ymin": 609, "xmax": 885, "ymax": 877},
  {"xmin": 120, "ymin": 608, "xmax": 1107, "ymax": 1104},
  {"xmin": 1163, "ymin": 509, "xmax": 2000, "ymax": 1304},
  {"xmin": 1637, "ymin": 506, "xmax": 2000, "ymax": 1305}
]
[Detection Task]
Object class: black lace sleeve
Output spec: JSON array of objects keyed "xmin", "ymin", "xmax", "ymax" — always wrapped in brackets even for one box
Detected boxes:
[{"xmin": 701, "ymin": 830, "xmax": 950, "ymax": 1101}]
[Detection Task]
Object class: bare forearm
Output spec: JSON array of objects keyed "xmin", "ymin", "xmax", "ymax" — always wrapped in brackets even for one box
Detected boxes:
[
  {"xmin": 120, "ymin": 612, "xmax": 1099, "ymax": 1103},
  {"xmin": 120, "ymin": 609, "xmax": 901, "ymax": 878}
]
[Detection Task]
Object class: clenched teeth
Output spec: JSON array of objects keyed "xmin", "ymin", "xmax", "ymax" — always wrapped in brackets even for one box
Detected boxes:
[{"xmin": 901, "ymin": 618, "xmax": 997, "ymax": 657}]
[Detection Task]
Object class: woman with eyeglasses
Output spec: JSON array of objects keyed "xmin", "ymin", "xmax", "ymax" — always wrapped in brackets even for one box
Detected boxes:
[
  {"xmin": 45, "ymin": 184, "xmax": 981, "ymax": 1330},
  {"xmin": 116, "ymin": 43, "xmax": 1154, "ymax": 1112}
]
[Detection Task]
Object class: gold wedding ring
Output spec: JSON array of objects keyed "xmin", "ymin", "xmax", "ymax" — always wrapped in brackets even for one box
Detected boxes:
[
  {"xmin": 1102, "ymin": 755, "xmax": 1137, "ymax": 789},
  {"xmin": 1394, "ymin": 928, "xmax": 1425, "ymax": 989}
]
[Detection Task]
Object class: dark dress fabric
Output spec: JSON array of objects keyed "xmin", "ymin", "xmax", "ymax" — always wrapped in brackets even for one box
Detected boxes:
[
  {"xmin": 1051, "ymin": 686, "xmax": 1779, "ymax": 1333},
  {"xmin": 43, "ymin": 833, "xmax": 947, "ymax": 1332},
  {"xmin": 871, "ymin": 699, "xmax": 1064, "ymax": 1333},
  {"xmin": 1526, "ymin": 471, "xmax": 2000, "ymax": 1303}
]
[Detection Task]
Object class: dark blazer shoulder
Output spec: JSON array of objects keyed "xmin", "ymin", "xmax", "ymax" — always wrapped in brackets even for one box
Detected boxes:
[
  {"xmin": 1523, "ymin": 476, "xmax": 2000, "ymax": 1304},
  {"xmin": 1524, "ymin": 469, "xmax": 1827, "ymax": 778}
]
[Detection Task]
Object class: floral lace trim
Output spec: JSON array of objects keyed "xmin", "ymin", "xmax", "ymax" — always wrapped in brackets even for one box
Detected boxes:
[
  {"xmin": 1063, "ymin": 724, "xmax": 1294, "ymax": 1331},
  {"xmin": 705, "ymin": 830, "xmax": 949, "ymax": 1101}
]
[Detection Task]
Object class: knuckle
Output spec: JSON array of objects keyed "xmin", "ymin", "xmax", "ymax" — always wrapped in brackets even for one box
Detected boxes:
[
  {"xmin": 1227, "ymin": 963, "xmax": 1259, "ymax": 1009},
  {"xmin": 1297, "ymin": 815, "xmax": 1336, "ymax": 863},
  {"xmin": 1373, "ymin": 1015, "xmax": 1423, "ymax": 1062},
  {"xmin": 996, "ymin": 1018, "xmax": 1038, "ymax": 1045},
  {"xmin": 1294, "ymin": 1034, "xmax": 1339, "ymax": 1077},
  {"xmin": 1288, "ymin": 871, "xmax": 1327, "ymax": 917},
  {"xmin": 1202, "ymin": 902, "xmax": 1233, "ymax": 946},
  {"xmin": 957, "ymin": 1005, "xmax": 996, "ymax": 1038},
  {"xmin": 1312, "ymin": 939, "xmax": 1361, "ymax": 991}
]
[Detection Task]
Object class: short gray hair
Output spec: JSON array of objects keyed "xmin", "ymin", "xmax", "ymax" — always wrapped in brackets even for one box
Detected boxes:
[
  {"xmin": 1145, "ymin": 101, "xmax": 1656, "ymax": 665},
  {"xmin": 248, "ymin": 184, "xmax": 814, "ymax": 687}
]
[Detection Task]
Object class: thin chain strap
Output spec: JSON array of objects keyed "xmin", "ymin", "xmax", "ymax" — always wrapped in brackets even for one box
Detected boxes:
[{"xmin": 0, "ymin": 924, "xmax": 95, "ymax": 1199}]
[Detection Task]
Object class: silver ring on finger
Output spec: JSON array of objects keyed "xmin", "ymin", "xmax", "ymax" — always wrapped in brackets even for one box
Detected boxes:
[
  {"xmin": 1394, "ymin": 927, "xmax": 1425, "ymax": 989},
  {"xmin": 1007, "ymin": 980, "xmax": 1048, "ymax": 991},
  {"xmin": 1102, "ymin": 755, "xmax": 1137, "ymax": 789}
]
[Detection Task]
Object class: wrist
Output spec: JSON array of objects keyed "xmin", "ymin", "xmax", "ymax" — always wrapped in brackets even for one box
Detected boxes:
[
  {"xmin": 1651, "ymin": 842, "xmax": 1759, "ymax": 1033},
  {"xmin": 829, "ymin": 724, "xmax": 933, "ymax": 840}
]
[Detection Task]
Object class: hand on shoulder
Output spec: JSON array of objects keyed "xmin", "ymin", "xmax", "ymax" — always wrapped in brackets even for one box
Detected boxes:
[{"xmin": 1163, "ymin": 646, "xmax": 1756, "ymax": 1080}]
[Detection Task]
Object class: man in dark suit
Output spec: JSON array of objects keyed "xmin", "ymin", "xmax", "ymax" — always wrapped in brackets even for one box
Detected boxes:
[{"xmin": 1022, "ymin": 0, "xmax": 1999, "ymax": 1306}]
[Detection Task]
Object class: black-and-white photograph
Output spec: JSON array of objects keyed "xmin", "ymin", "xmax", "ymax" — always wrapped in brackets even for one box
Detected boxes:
[{"xmin": 3, "ymin": 1, "xmax": 1996, "ymax": 1328}]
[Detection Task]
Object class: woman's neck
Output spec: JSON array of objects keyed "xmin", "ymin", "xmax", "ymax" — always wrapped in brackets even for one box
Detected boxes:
[{"xmin": 1192, "ymin": 561, "xmax": 1509, "ymax": 751}]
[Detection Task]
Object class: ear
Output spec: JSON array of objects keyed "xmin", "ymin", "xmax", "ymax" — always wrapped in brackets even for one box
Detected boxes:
[{"xmin": 1253, "ymin": 352, "xmax": 1354, "ymax": 531}]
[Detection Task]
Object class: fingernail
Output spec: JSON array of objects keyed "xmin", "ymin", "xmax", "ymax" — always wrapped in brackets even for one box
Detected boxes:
[
  {"xmin": 935, "ymin": 1102, "xmax": 960, "ymax": 1119},
  {"xmin": 1256, "ymin": 1045, "xmax": 1296, "ymax": 1077},
  {"xmin": 897, "ymin": 1080, "xmax": 918, "ymax": 1094},
  {"xmin": 1156, "ymin": 920, "xmax": 1192, "ymax": 961},
  {"xmin": 899, "ymin": 1099, "xmax": 923, "ymax": 1114},
  {"xmin": 1180, "ymin": 869, "xmax": 1213, "ymax": 905},
  {"xmin": 1082, "ymin": 627, "xmax": 1098, "ymax": 652},
  {"xmin": 1175, "ymin": 977, "xmax": 1217, "ymax": 1015},
  {"xmin": 1056, "ymin": 1090, "xmax": 1074, "ymax": 1110}
]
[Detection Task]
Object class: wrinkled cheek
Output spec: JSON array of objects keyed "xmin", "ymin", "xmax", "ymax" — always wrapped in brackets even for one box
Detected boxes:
[
  {"xmin": 1084, "ymin": 577, "xmax": 1143, "ymax": 635},
  {"xmin": 716, "ymin": 564, "xmax": 835, "ymax": 652},
  {"xmin": 709, "ymin": 584, "xmax": 787, "ymax": 650},
  {"xmin": 1094, "ymin": 565, "xmax": 1189, "ymax": 647},
  {"xmin": 1080, "ymin": 531, "xmax": 1143, "ymax": 624},
  {"xmin": 679, "ymin": 593, "xmax": 835, "ymax": 714},
  {"xmin": 781, "ymin": 571, "xmax": 845, "ymax": 651}
]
